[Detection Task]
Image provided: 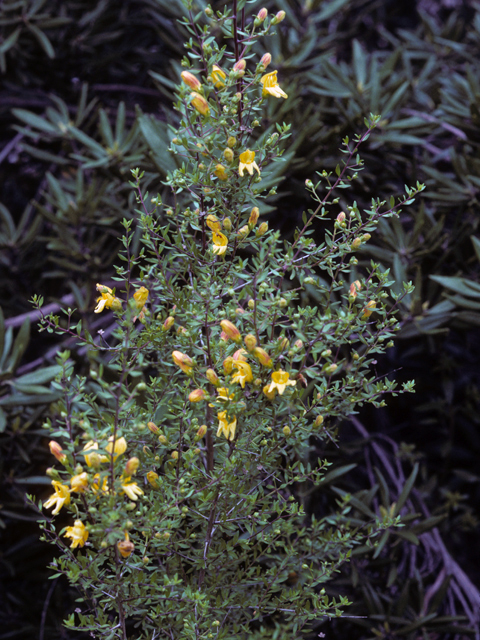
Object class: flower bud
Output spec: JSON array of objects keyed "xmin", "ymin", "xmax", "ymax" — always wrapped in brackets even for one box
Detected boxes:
[
  {"xmin": 256, "ymin": 222, "xmax": 268, "ymax": 237},
  {"xmin": 223, "ymin": 148, "xmax": 234, "ymax": 163},
  {"xmin": 321, "ymin": 349, "xmax": 332, "ymax": 358},
  {"xmin": 206, "ymin": 368, "xmax": 220, "ymax": 387},
  {"xmin": 349, "ymin": 280, "xmax": 362, "ymax": 300},
  {"xmin": 223, "ymin": 356, "xmax": 234, "ymax": 374},
  {"xmin": 294, "ymin": 339, "xmax": 303, "ymax": 350},
  {"xmin": 244, "ymin": 333, "xmax": 257, "ymax": 351},
  {"xmin": 125, "ymin": 457, "xmax": 140, "ymax": 476},
  {"xmin": 362, "ymin": 233, "xmax": 371, "ymax": 242},
  {"xmin": 282, "ymin": 425, "xmax": 291, "ymax": 436},
  {"xmin": 314, "ymin": 415, "xmax": 324, "ymax": 427},
  {"xmin": 147, "ymin": 471, "xmax": 159, "ymax": 487},
  {"xmin": 162, "ymin": 316, "xmax": 175, "ymax": 331},
  {"xmin": 248, "ymin": 299, "xmax": 255, "ymax": 310},
  {"xmin": 227, "ymin": 136, "xmax": 237, "ymax": 148},
  {"xmin": 233, "ymin": 348, "xmax": 248, "ymax": 362},
  {"xmin": 181, "ymin": 71, "xmax": 201, "ymax": 91},
  {"xmin": 147, "ymin": 421, "xmax": 159, "ymax": 434},
  {"xmin": 189, "ymin": 388, "xmax": 206, "ymax": 403},
  {"xmin": 351, "ymin": 237, "xmax": 362, "ymax": 250},
  {"xmin": 257, "ymin": 7, "xmax": 268, "ymax": 21},
  {"xmin": 220, "ymin": 319, "xmax": 242, "ymax": 343},
  {"xmin": 158, "ymin": 434, "xmax": 168, "ymax": 445},
  {"xmin": 253, "ymin": 347, "xmax": 273, "ymax": 368},
  {"xmin": 278, "ymin": 337, "xmax": 289, "ymax": 350},
  {"xmin": 272, "ymin": 10, "xmax": 286, "ymax": 24},
  {"xmin": 233, "ymin": 59, "xmax": 246, "ymax": 72},
  {"xmin": 336, "ymin": 211, "xmax": 346, "ymax": 222},
  {"xmin": 248, "ymin": 207, "xmax": 260, "ymax": 226},
  {"xmin": 214, "ymin": 164, "xmax": 228, "ymax": 181},
  {"xmin": 171, "ymin": 451, "xmax": 179, "ymax": 460},
  {"xmin": 196, "ymin": 424, "xmax": 207, "ymax": 440},
  {"xmin": 260, "ymin": 52, "xmax": 272, "ymax": 68},
  {"xmin": 324, "ymin": 363, "xmax": 338, "ymax": 375},
  {"xmin": 49, "ymin": 440, "xmax": 66, "ymax": 463},
  {"xmin": 118, "ymin": 532, "xmax": 134, "ymax": 558},
  {"xmin": 223, "ymin": 217, "xmax": 232, "ymax": 232},
  {"xmin": 238, "ymin": 225, "xmax": 249, "ymax": 239},
  {"xmin": 190, "ymin": 92, "xmax": 210, "ymax": 116},
  {"xmin": 263, "ymin": 384, "xmax": 276, "ymax": 400},
  {"xmin": 361, "ymin": 300, "xmax": 376, "ymax": 320},
  {"xmin": 172, "ymin": 351, "xmax": 194, "ymax": 374}
]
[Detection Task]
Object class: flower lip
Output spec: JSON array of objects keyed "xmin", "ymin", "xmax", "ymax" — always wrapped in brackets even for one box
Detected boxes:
[
  {"xmin": 239, "ymin": 149, "xmax": 260, "ymax": 177},
  {"xmin": 260, "ymin": 71, "xmax": 288, "ymax": 99}
]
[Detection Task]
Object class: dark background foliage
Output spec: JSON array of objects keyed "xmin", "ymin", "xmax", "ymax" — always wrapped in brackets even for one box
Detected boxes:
[{"xmin": 1, "ymin": 0, "xmax": 479, "ymax": 638}]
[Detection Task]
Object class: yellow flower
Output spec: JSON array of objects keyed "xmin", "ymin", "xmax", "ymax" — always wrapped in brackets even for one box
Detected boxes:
[
  {"xmin": 181, "ymin": 70, "xmax": 201, "ymax": 91},
  {"xmin": 82, "ymin": 441, "xmax": 108, "ymax": 468},
  {"xmin": 211, "ymin": 64, "xmax": 226, "ymax": 88},
  {"xmin": 92, "ymin": 473, "xmax": 108, "ymax": 495},
  {"xmin": 220, "ymin": 319, "xmax": 242, "ymax": 343},
  {"xmin": 124, "ymin": 457, "xmax": 140, "ymax": 476},
  {"xmin": 212, "ymin": 231, "xmax": 228, "ymax": 256},
  {"xmin": 223, "ymin": 356, "xmax": 234, "ymax": 374},
  {"xmin": 217, "ymin": 410, "xmax": 237, "ymax": 441},
  {"xmin": 239, "ymin": 150, "xmax": 260, "ymax": 177},
  {"xmin": 70, "ymin": 472, "xmax": 88, "ymax": 493},
  {"xmin": 146, "ymin": 471, "xmax": 159, "ymax": 488},
  {"xmin": 63, "ymin": 520, "xmax": 88, "ymax": 549},
  {"xmin": 133, "ymin": 286, "xmax": 149, "ymax": 311},
  {"xmin": 44, "ymin": 481, "xmax": 71, "ymax": 515},
  {"xmin": 361, "ymin": 300, "xmax": 376, "ymax": 320},
  {"xmin": 263, "ymin": 383, "xmax": 276, "ymax": 400},
  {"xmin": 260, "ymin": 71, "xmax": 288, "ymax": 99},
  {"xmin": 118, "ymin": 531, "xmax": 135, "ymax": 558},
  {"xmin": 214, "ymin": 164, "xmax": 228, "ymax": 181},
  {"xmin": 121, "ymin": 478, "xmax": 144, "ymax": 501},
  {"xmin": 233, "ymin": 348, "xmax": 248, "ymax": 362},
  {"xmin": 106, "ymin": 436, "xmax": 127, "ymax": 459},
  {"xmin": 94, "ymin": 284, "xmax": 123, "ymax": 313},
  {"xmin": 206, "ymin": 215, "xmax": 221, "ymax": 232},
  {"xmin": 231, "ymin": 361, "xmax": 253, "ymax": 389},
  {"xmin": 191, "ymin": 92, "xmax": 210, "ymax": 116},
  {"xmin": 172, "ymin": 350, "xmax": 194, "ymax": 374},
  {"xmin": 267, "ymin": 370, "xmax": 297, "ymax": 395}
]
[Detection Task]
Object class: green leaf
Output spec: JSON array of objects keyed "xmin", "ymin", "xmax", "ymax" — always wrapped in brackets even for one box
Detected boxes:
[
  {"xmin": 6, "ymin": 319, "xmax": 30, "ymax": 372},
  {"xmin": 394, "ymin": 462, "xmax": 419, "ymax": 516},
  {"xmin": 26, "ymin": 23, "xmax": 55, "ymax": 59}
]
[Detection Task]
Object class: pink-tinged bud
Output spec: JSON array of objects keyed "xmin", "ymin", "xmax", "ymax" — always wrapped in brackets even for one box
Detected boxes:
[
  {"xmin": 297, "ymin": 373, "xmax": 308, "ymax": 387},
  {"xmin": 206, "ymin": 368, "xmax": 220, "ymax": 387},
  {"xmin": 220, "ymin": 319, "xmax": 242, "ymax": 343},
  {"xmin": 181, "ymin": 71, "xmax": 201, "ymax": 91},
  {"xmin": 233, "ymin": 348, "xmax": 248, "ymax": 362},
  {"xmin": 260, "ymin": 53, "xmax": 272, "ymax": 68},
  {"xmin": 336, "ymin": 211, "xmax": 346, "ymax": 222},
  {"xmin": 190, "ymin": 92, "xmax": 210, "ymax": 116},
  {"xmin": 294, "ymin": 339, "xmax": 303, "ymax": 350},
  {"xmin": 272, "ymin": 10, "xmax": 286, "ymax": 24},
  {"xmin": 49, "ymin": 440, "xmax": 66, "ymax": 463},
  {"xmin": 147, "ymin": 421, "xmax": 159, "ymax": 434},
  {"xmin": 257, "ymin": 7, "xmax": 268, "ymax": 21},
  {"xmin": 351, "ymin": 237, "xmax": 362, "ymax": 250},
  {"xmin": 244, "ymin": 333, "xmax": 257, "ymax": 351},
  {"xmin": 162, "ymin": 316, "xmax": 175, "ymax": 331},
  {"xmin": 278, "ymin": 337, "xmax": 289, "ymax": 350},
  {"xmin": 172, "ymin": 351, "xmax": 194, "ymax": 374},
  {"xmin": 253, "ymin": 347, "xmax": 273, "ymax": 368},
  {"xmin": 349, "ymin": 280, "xmax": 361, "ymax": 300},
  {"xmin": 248, "ymin": 207, "xmax": 260, "ymax": 226},
  {"xmin": 256, "ymin": 222, "xmax": 268, "ymax": 237},
  {"xmin": 235, "ymin": 307, "xmax": 245, "ymax": 315},
  {"xmin": 223, "ymin": 356, "xmax": 234, "ymax": 374},
  {"xmin": 125, "ymin": 457, "xmax": 140, "ymax": 476},
  {"xmin": 196, "ymin": 424, "xmax": 207, "ymax": 440},
  {"xmin": 176, "ymin": 325, "xmax": 187, "ymax": 335},
  {"xmin": 233, "ymin": 59, "xmax": 246, "ymax": 72},
  {"xmin": 189, "ymin": 388, "xmax": 206, "ymax": 403},
  {"xmin": 314, "ymin": 415, "xmax": 324, "ymax": 427}
]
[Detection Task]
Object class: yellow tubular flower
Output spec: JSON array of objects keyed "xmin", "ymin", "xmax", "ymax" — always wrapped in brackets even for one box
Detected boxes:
[
  {"xmin": 92, "ymin": 473, "xmax": 108, "ymax": 495},
  {"xmin": 118, "ymin": 531, "xmax": 135, "ymax": 558},
  {"xmin": 133, "ymin": 286, "xmax": 149, "ymax": 311},
  {"xmin": 121, "ymin": 478, "xmax": 144, "ymax": 501},
  {"xmin": 217, "ymin": 411, "xmax": 237, "ymax": 441},
  {"xmin": 216, "ymin": 387, "xmax": 234, "ymax": 402},
  {"xmin": 70, "ymin": 472, "xmax": 88, "ymax": 493},
  {"xmin": 231, "ymin": 361, "xmax": 253, "ymax": 389},
  {"xmin": 124, "ymin": 457, "xmax": 140, "ymax": 476},
  {"xmin": 223, "ymin": 356, "xmax": 234, "ymax": 374},
  {"xmin": 361, "ymin": 300, "xmax": 376, "ymax": 320},
  {"xmin": 63, "ymin": 520, "xmax": 89, "ymax": 549},
  {"xmin": 212, "ymin": 231, "xmax": 228, "ymax": 256},
  {"xmin": 260, "ymin": 71, "xmax": 288, "ymax": 99},
  {"xmin": 94, "ymin": 284, "xmax": 122, "ymax": 313},
  {"xmin": 172, "ymin": 351, "xmax": 194, "ymax": 374},
  {"xmin": 82, "ymin": 441, "xmax": 108, "ymax": 468},
  {"xmin": 233, "ymin": 348, "xmax": 248, "ymax": 362},
  {"xmin": 239, "ymin": 150, "xmax": 260, "ymax": 177},
  {"xmin": 106, "ymin": 436, "xmax": 127, "ymax": 459},
  {"xmin": 206, "ymin": 215, "xmax": 221, "ymax": 232},
  {"xmin": 263, "ymin": 384, "xmax": 276, "ymax": 400},
  {"xmin": 211, "ymin": 64, "xmax": 226, "ymax": 88},
  {"xmin": 44, "ymin": 481, "xmax": 71, "ymax": 515},
  {"xmin": 190, "ymin": 92, "xmax": 210, "ymax": 116},
  {"xmin": 267, "ymin": 370, "xmax": 297, "ymax": 396}
]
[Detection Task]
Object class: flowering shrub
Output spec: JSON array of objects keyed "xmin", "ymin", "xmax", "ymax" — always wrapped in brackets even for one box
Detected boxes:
[{"xmin": 33, "ymin": 2, "xmax": 422, "ymax": 638}]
